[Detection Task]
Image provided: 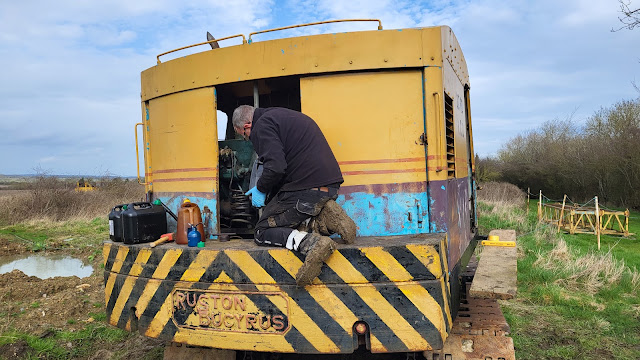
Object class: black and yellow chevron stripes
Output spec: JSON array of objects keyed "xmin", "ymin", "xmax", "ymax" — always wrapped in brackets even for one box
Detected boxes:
[{"xmin": 103, "ymin": 234, "xmax": 452, "ymax": 353}]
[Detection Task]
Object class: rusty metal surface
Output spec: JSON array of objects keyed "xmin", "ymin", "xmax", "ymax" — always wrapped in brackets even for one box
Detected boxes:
[
  {"xmin": 453, "ymin": 297, "xmax": 511, "ymax": 336},
  {"xmin": 424, "ymin": 260, "xmax": 516, "ymax": 360},
  {"xmin": 424, "ymin": 296, "xmax": 515, "ymax": 359},
  {"xmin": 428, "ymin": 177, "xmax": 474, "ymax": 272},
  {"xmin": 424, "ymin": 334, "xmax": 515, "ymax": 360}
]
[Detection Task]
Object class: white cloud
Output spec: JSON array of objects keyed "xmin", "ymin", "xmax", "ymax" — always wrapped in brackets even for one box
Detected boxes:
[
  {"xmin": 0, "ymin": 0, "xmax": 638, "ymax": 174},
  {"xmin": 88, "ymin": 29, "xmax": 138, "ymax": 47},
  {"xmin": 0, "ymin": 0, "xmax": 275, "ymax": 175},
  {"xmin": 39, "ymin": 156, "xmax": 57, "ymax": 163},
  {"xmin": 560, "ymin": 0, "xmax": 619, "ymax": 27}
]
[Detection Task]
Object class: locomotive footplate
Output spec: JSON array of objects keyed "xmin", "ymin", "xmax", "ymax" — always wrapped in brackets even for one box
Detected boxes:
[{"xmin": 104, "ymin": 233, "xmax": 453, "ymax": 354}]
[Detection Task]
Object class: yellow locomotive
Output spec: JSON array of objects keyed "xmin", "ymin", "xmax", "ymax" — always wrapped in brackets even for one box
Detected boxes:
[{"xmin": 104, "ymin": 19, "xmax": 482, "ymax": 356}]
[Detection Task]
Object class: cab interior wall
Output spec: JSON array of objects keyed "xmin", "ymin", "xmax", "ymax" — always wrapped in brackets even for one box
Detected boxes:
[{"xmin": 216, "ymin": 75, "xmax": 302, "ymax": 139}]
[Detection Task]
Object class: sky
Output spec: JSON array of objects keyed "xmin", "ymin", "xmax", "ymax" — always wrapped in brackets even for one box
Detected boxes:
[{"xmin": 0, "ymin": 0, "xmax": 638, "ymax": 176}]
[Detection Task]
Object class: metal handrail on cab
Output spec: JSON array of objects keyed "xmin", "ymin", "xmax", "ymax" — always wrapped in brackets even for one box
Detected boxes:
[
  {"xmin": 248, "ymin": 19, "xmax": 383, "ymax": 43},
  {"xmin": 155, "ymin": 20, "xmax": 383, "ymax": 63},
  {"xmin": 134, "ymin": 122, "xmax": 147, "ymax": 185},
  {"xmin": 156, "ymin": 34, "xmax": 247, "ymax": 64}
]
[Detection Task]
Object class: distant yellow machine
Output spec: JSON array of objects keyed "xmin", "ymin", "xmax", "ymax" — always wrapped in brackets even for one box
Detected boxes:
[{"xmin": 75, "ymin": 178, "xmax": 95, "ymax": 192}]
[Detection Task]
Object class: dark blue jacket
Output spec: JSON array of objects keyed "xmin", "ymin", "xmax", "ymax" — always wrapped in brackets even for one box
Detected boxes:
[{"xmin": 250, "ymin": 107, "xmax": 343, "ymax": 193}]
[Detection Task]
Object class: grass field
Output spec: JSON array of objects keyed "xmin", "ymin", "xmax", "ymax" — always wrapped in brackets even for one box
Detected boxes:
[
  {"xmin": 0, "ymin": 217, "xmax": 164, "ymax": 360},
  {"xmin": 478, "ymin": 184, "xmax": 640, "ymax": 359},
  {"xmin": 0, "ymin": 181, "xmax": 638, "ymax": 359},
  {"xmin": 0, "ymin": 177, "xmax": 155, "ymax": 360}
]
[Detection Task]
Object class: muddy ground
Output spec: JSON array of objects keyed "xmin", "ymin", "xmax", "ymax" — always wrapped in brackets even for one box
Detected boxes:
[{"xmin": 0, "ymin": 238, "xmax": 163, "ymax": 360}]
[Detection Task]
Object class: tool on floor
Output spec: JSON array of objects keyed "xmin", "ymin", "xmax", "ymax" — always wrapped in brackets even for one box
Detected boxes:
[{"xmin": 150, "ymin": 233, "xmax": 174, "ymax": 248}]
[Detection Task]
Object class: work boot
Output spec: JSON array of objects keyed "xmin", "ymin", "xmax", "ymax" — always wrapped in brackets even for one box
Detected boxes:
[
  {"xmin": 313, "ymin": 200, "xmax": 357, "ymax": 244},
  {"xmin": 295, "ymin": 233, "xmax": 337, "ymax": 286}
]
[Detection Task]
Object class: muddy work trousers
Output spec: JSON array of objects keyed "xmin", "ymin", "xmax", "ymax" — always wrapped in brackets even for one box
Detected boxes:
[{"xmin": 254, "ymin": 187, "xmax": 338, "ymax": 248}]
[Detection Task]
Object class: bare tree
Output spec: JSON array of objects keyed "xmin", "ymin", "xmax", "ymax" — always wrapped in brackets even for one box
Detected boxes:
[
  {"xmin": 496, "ymin": 99, "xmax": 640, "ymax": 208},
  {"xmin": 613, "ymin": 0, "xmax": 640, "ymax": 31}
]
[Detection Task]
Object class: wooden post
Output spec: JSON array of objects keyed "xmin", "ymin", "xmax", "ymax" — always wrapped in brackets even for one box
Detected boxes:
[
  {"xmin": 570, "ymin": 210, "xmax": 576, "ymax": 234},
  {"xmin": 538, "ymin": 190, "xmax": 542, "ymax": 222},
  {"xmin": 595, "ymin": 196, "xmax": 601, "ymax": 250},
  {"xmin": 625, "ymin": 209, "xmax": 630, "ymax": 236},
  {"xmin": 527, "ymin": 187, "xmax": 530, "ymax": 215},
  {"xmin": 558, "ymin": 194, "xmax": 567, "ymax": 233}
]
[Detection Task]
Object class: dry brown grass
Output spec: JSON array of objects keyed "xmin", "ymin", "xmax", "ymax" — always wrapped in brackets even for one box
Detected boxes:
[
  {"xmin": 533, "ymin": 232, "xmax": 640, "ymax": 294},
  {"xmin": 561, "ymin": 252, "xmax": 626, "ymax": 292},
  {"xmin": 475, "ymin": 181, "xmax": 533, "ymax": 242},
  {"xmin": 489, "ymin": 204, "xmax": 528, "ymax": 229},
  {"xmin": 0, "ymin": 176, "xmax": 144, "ymax": 225},
  {"xmin": 533, "ymin": 230, "xmax": 571, "ymax": 270},
  {"xmin": 477, "ymin": 181, "xmax": 527, "ymax": 206},
  {"xmin": 0, "ymin": 190, "xmax": 30, "ymax": 198},
  {"xmin": 629, "ymin": 267, "xmax": 640, "ymax": 287},
  {"xmin": 478, "ymin": 182, "xmax": 528, "ymax": 229},
  {"xmin": 533, "ymin": 224, "xmax": 563, "ymax": 245}
]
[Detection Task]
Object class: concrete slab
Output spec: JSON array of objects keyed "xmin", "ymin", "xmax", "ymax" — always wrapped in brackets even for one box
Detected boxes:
[{"xmin": 469, "ymin": 230, "xmax": 517, "ymax": 300}]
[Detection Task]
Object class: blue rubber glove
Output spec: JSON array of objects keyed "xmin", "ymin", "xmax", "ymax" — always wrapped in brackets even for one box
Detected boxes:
[{"xmin": 245, "ymin": 186, "xmax": 266, "ymax": 208}]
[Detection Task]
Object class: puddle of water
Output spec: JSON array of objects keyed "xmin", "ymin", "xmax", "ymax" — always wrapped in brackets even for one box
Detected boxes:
[{"xmin": 0, "ymin": 254, "xmax": 94, "ymax": 279}]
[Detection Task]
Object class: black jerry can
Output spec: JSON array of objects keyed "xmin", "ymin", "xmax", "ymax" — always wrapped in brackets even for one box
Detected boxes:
[
  {"xmin": 108, "ymin": 204, "xmax": 127, "ymax": 242},
  {"xmin": 122, "ymin": 202, "xmax": 167, "ymax": 244}
]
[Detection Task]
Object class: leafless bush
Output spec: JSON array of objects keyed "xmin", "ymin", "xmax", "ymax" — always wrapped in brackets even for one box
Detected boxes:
[
  {"xmin": 0, "ymin": 176, "xmax": 145, "ymax": 225},
  {"xmin": 475, "ymin": 155, "xmax": 502, "ymax": 182},
  {"xmin": 497, "ymin": 99, "xmax": 640, "ymax": 209},
  {"xmin": 477, "ymin": 181, "xmax": 526, "ymax": 207}
]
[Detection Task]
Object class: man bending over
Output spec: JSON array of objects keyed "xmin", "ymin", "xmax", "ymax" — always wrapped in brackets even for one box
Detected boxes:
[{"xmin": 232, "ymin": 105, "xmax": 356, "ymax": 286}]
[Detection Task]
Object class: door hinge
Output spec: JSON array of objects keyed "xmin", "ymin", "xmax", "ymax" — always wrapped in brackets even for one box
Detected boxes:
[{"xmin": 417, "ymin": 133, "xmax": 427, "ymax": 146}]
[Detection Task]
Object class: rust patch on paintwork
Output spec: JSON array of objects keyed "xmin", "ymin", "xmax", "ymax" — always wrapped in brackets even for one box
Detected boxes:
[
  {"xmin": 340, "ymin": 182, "xmax": 427, "ymax": 198},
  {"xmin": 429, "ymin": 181, "xmax": 448, "ymax": 233},
  {"xmin": 339, "ymin": 157, "xmax": 423, "ymax": 165},
  {"xmin": 383, "ymin": 196, "xmax": 392, "ymax": 232},
  {"xmin": 152, "ymin": 176, "xmax": 218, "ymax": 183},
  {"xmin": 149, "ymin": 167, "xmax": 217, "ymax": 174},
  {"xmin": 429, "ymin": 177, "xmax": 473, "ymax": 272},
  {"xmin": 342, "ymin": 168, "xmax": 424, "ymax": 176},
  {"xmin": 154, "ymin": 191, "xmax": 216, "ymax": 200}
]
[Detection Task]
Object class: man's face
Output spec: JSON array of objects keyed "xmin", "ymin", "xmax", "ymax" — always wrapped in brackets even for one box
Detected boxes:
[{"xmin": 234, "ymin": 122, "xmax": 251, "ymax": 140}]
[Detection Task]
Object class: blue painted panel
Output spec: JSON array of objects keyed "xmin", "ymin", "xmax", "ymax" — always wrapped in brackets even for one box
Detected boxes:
[{"xmin": 337, "ymin": 191, "xmax": 431, "ymax": 237}]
